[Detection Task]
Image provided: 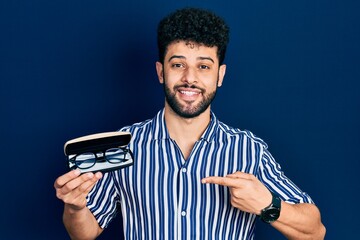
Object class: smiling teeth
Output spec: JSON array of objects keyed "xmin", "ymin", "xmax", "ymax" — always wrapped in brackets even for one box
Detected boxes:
[{"xmin": 181, "ymin": 91, "xmax": 198, "ymax": 96}]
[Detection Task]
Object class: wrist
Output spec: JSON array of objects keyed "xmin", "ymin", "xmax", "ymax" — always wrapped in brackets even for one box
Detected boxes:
[
  {"xmin": 64, "ymin": 203, "xmax": 88, "ymax": 215},
  {"xmin": 259, "ymin": 191, "xmax": 281, "ymax": 223}
]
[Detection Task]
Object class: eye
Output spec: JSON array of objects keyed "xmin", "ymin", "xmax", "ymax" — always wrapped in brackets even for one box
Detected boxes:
[
  {"xmin": 172, "ymin": 63, "xmax": 184, "ymax": 68},
  {"xmin": 199, "ymin": 65, "xmax": 210, "ymax": 70}
]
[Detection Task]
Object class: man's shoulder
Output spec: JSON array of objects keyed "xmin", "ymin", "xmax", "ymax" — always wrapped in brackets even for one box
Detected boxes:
[
  {"xmin": 117, "ymin": 110, "xmax": 164, "ymax": 137},
  {"xmin": 118, "ymin": 118, "xmax": 153, "ymax": 133},
  {"xmin": 217, "ymin": 121, "xmax": 268, "ymax": 149}
]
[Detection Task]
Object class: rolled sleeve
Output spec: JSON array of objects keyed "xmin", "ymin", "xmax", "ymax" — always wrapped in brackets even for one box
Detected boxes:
[
  {"xmin": 257, "ymin": 148, "xmax": 314, "ymax": 204},
  {"xmin": 86, "ymin": 172, "xmax": 120, "ymax": 228}
]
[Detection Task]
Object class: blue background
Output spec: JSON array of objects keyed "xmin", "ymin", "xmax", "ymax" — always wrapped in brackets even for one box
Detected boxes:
[{"xmin": 1, "ymin": 0, "xmax": 359, "ymax": 239}]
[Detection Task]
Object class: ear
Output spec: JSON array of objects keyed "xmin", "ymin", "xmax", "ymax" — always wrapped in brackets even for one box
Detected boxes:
[
  {"xmin": 217, "ymin": 64, "xmax": 226, "ymax": 87},
  {"xmin": 156, "ymin": 61, "xmax": 164, "ymax": 84}
]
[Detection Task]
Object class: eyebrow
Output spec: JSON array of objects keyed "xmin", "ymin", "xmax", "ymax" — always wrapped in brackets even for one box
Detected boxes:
[
  {"xmin": 198, "ymin": 56, "xmax": 214, "ymax": 63},
  {"xmin": 168, "ymin": 55, "xmax": 185, "ymax": 62},
  {"xmin": 168, "ymin": 55, "xmax": 215, "ymax": 63}
]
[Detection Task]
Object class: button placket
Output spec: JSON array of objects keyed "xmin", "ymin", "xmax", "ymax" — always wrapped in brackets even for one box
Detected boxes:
[{"xmin": 174, "ymin": 139, "xmax": 204, "ymax": 237}]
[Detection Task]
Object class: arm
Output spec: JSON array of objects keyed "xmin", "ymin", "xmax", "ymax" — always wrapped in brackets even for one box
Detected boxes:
[
  {"xmin": 202, "ymin": 172, "xmax": 326, "ymax": 240},
  {"xmin": 54, "ymin": 169, "xmax": 104, "ymax": 240},
  {"xmin": 272, "ymin": 202, "xmax": 326, "ymax": 240}
]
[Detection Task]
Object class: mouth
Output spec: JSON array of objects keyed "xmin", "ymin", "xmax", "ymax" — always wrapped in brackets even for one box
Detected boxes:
[
  {"xmin": 179, "ymin": 89, "xmax": 200, "ymax": 96},
  {"xmin": 177, "ymin": 87, "xmax": 202, "ymax": 101}
]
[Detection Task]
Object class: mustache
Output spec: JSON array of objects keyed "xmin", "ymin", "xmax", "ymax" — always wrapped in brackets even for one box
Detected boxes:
[{"xmin": 174, "ymin": 84, "xmax": 205, "ymax": 92}]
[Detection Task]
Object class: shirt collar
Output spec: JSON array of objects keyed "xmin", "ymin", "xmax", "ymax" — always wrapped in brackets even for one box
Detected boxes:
[
  {"xmin": 151, "ymin": 109, "xmax": 169, "ymax": 140},
  {"xmin": 151, "ymin": 108, "xmax": 219, "ymax": 142}
]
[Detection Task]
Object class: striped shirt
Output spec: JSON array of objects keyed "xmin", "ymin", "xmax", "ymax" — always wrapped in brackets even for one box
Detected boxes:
[{"xmin": 87, "ymin": 109, "xmax": 313, "ymax": 239}]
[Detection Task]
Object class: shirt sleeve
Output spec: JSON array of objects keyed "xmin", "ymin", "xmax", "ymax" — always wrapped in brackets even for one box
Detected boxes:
[
  {"xmin": 86, "ymin": 172, "xmax": 121, "ymax": 228},
  {"xmin": 257, "ymin": 148, "xmax": 314, "ymax": 204}
]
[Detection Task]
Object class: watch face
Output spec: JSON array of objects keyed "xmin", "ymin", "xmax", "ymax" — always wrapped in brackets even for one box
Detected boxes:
[
  {"xmin": 260, "ymin": 192, "xmax": 281, "ymax": 223},
  {"xmin": 263, "ymin": 208, "xmax": 280, "ymax": 222}
]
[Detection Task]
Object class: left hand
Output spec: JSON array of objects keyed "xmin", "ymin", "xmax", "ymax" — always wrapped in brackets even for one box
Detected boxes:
[{"xmin": 202, "ymin": 171, "xmax": 272, "ymax": 215}]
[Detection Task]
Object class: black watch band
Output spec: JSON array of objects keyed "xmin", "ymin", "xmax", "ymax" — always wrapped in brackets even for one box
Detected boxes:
[{"xmin": 260, "ymin": 191, "xmax": 281, "ymax": 223}]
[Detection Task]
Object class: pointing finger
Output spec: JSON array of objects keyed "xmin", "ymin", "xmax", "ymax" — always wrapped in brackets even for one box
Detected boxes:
[
  {"xmin": 201, "ymin": 176, "xmax": 239, "ymax": 187},
  {"xmin": 226, "ymin": 171, "xmax": 253, "ymax": 179}
]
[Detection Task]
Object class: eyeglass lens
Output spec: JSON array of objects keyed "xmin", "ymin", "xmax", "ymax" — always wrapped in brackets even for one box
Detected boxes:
[
  {"xmin": 75, "ymin": 153, "xmax": 97, "ymax": 169},
  {"xmin": 105, "ymin": 148, "xmax": 128, "ymax": 163},
  {"xmin": 74, "ymin": 148, "xmax": 130, "ymax": 169}
]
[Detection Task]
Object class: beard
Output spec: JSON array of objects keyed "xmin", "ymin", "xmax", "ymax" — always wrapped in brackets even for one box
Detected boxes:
[{"xmin": 163, "ymin": 78, "xmax": 218, "ymax": 119}]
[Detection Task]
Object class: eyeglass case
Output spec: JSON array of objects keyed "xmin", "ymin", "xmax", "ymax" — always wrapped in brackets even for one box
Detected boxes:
[
  {"xmin": 64, "ymin": 131, "xmax": 131, "ymax": 156},
  {"xmin": 64, "ymin": 131, "xmax": 133, "ymax": 173}
]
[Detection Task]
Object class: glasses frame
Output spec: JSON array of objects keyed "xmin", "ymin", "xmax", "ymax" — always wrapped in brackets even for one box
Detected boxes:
[{"xmin": 68, "ymin": 147, "xmax": 134, "ymax": 170}]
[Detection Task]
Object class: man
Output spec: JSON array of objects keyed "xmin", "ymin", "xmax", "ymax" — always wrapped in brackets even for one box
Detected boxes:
[{"xmin": 54, "ymin": 7, "xmax": 326, "ymax": 239}]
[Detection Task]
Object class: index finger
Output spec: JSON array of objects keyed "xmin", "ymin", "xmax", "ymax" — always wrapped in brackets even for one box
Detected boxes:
[
  {"xmin": 201, "ymin": 176, "xmax": 239, "ymax": 187},
  {"xmin": 54, "ymin": 169, "xmax": 81, "ymax": 189},
  {"xmin": 226, "ymin": 171, "xmax": 254, "ymax": 179}
]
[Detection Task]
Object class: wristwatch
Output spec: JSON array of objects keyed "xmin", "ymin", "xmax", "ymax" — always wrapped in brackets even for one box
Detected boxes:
[{"xmin": 260, "ymin": 191, "xmax": 281, "ymax": 223}]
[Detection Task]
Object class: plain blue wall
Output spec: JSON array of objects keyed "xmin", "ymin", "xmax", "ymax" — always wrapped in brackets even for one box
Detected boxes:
[{"xmin": 1, "ymin": 0, "xmax": 359, "ymax": 239}]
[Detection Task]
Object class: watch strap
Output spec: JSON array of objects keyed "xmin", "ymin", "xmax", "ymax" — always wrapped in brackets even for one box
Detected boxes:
[{"xmin": 260, "ymin": 191, "xmax": 281, "ymax": 223}]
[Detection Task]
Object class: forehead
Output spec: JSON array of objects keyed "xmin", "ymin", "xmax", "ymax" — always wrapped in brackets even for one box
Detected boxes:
[{"xmin": 165, "ymin": 41, "xmax": 219, "ymax": 62}]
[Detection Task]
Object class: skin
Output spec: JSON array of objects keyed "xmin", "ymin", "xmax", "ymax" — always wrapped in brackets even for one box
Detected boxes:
[
  {"xmin": 155, "ymin": 41, "xmax": 226, "ymax": 159},
  {"xmin": 54, "ymin": 169, "xmax": 104, "ymax": 239},
  {"xmin": 54, "ymin": 40, "xmax": 325, "ymax": 240}
]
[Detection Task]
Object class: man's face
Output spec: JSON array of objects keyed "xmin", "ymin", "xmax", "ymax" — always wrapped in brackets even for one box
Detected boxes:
[{"xmin": 156, "ymin": 41, "xmax": 226, "ymax": 118}]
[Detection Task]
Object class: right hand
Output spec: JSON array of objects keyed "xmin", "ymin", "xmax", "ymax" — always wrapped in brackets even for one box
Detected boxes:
[{"xmin": 54, "ymin": 169, "xmax": 103, "ymax": 211}]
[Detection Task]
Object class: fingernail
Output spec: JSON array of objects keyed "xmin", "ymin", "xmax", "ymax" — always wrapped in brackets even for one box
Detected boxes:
[
  {"xmin": 86, "ymin": 172, "xmax": 94, "ymax": 178},
  {"xmin": 74, "ymin": 169, "xmax": 81, "ymax": 176}
]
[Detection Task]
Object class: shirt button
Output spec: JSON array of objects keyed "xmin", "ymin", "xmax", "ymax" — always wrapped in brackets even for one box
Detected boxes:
[
  {"xmin": 182, "ymin": 168, "xmax": 187, "ymax": 173},
  {"xmin": 181, "ymin": 211, "xmax": 186, "ymax": 216}
]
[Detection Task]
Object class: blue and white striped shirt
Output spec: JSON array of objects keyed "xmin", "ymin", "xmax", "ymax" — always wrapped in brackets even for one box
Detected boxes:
[{"xmin": 87, "ymin": 109, "xmax": 313, "ymax": 239}]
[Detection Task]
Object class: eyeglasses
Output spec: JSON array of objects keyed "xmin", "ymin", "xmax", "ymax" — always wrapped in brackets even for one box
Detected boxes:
[{"xmin": 69, "ymin": 147, "xmax": 133, "ymax": 170}]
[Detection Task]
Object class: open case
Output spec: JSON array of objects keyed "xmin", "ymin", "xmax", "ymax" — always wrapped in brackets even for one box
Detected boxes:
[{"xmin": 64, "ymin": 131, "xmax": 133, "ymax": 173}]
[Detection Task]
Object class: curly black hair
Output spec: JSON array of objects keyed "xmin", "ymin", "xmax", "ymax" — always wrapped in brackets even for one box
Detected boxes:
[{"xmin": 157, "ymin": 7, "xmax": 230, "ymax": 65}]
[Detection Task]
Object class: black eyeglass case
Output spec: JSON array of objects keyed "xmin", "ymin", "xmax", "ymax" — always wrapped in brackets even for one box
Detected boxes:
[{"xmin": 64, "ymin": 131, "xmax": 133, "ymax": 173}]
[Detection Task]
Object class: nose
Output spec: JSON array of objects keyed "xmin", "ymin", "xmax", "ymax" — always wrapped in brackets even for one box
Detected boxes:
[{"xmin": 182, "ymin": 67, "xmax": 197, "ymax": 85}]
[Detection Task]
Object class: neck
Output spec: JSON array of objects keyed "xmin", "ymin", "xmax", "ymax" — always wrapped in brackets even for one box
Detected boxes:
[
  {"xmin": 164, "ymin": 103, "xmax": 211, "ymax": 159},
  {"xmin": 165, "ymin": 106, "xmax": 211, "ymax": 139}
]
